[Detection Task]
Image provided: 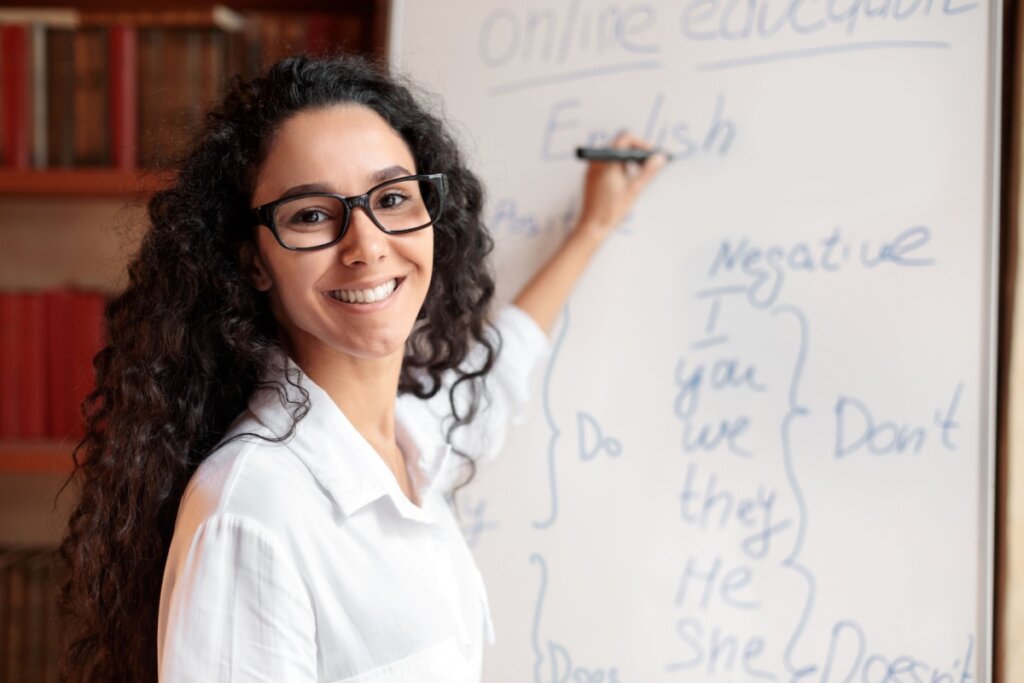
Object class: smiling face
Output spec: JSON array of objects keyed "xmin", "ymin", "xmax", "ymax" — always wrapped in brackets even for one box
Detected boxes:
[{"xmin": 246, "ymin": 104, "xmax": 434, "ymax": 372}]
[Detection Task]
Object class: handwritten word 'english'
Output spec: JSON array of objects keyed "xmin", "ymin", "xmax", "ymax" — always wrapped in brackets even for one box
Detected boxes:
[{"xmin": 542, "ymin": 92, "xmax": 734, "ymax": 162}]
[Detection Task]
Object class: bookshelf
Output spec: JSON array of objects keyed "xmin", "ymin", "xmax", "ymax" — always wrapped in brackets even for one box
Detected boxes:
[
  {"xmin": 0, "ymin": 2, "xmax": 385, "ymax": 478},
  {"xmin": 0, "ymin": 0, "xmax": 387, "ymax": 196},
  {"xmin": 0, "ymin": 8, "xmax": 386, "ymax": 679},
  {"xmin": 0, "ymin": 442, "xmax": 74, "ymax": 474}
]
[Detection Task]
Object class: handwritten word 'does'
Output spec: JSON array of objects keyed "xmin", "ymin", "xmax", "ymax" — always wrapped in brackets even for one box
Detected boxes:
[{"xmin": 544, "ymin": 642, "xmax": 623, "ymax": 683}]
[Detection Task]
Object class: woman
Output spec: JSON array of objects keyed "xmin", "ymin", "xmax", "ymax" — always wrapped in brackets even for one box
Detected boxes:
[{"xmin": 56, "ymin": 54, "xmax": 664, "ymax": 682}]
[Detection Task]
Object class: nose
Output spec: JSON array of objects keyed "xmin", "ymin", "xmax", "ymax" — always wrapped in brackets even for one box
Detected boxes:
[{"xmin": 338, "ymin": 206, "xmax": 388, "ymax": 267}]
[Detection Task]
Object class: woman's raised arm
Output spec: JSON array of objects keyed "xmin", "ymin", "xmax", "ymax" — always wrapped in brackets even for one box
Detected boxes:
[{"xmin": 512, "ymin": 132, "xmax": 668, "ymax": 333}]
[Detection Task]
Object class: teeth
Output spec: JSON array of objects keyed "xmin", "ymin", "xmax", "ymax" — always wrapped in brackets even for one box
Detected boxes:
[{"xmin": 329, "ymin": 278, "xmax": 398, "ymax": 304}]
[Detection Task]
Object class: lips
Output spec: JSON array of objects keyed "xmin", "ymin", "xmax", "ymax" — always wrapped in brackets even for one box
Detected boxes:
[{"xmin": 326, "ymin": 277, "xmax": 401, "ymax": 304}]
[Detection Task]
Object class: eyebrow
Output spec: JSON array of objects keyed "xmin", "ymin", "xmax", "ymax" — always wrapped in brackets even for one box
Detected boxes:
[{"xmin": 277, "ymin": 165, "xmax": 414, "ymax": 199}]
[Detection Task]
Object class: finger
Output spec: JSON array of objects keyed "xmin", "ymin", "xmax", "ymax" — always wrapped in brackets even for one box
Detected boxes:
[
  {"xmin": 626, "ymin": 152, "xmax": 668, "ymax": 198},
  {"xmin": 610, "ymin": 131, "xmax": 656, "ymax": 151}
]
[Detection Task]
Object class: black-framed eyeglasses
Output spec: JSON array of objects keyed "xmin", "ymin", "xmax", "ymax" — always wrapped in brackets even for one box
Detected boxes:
[{"xmin": 251, "ymin": 173, "xmax": 448, "ymax": 251}]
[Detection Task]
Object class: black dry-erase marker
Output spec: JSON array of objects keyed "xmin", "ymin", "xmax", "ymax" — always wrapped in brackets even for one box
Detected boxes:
[{"xmin": 576, "ymin": 147, "xmax": 673, "ymax": 162}]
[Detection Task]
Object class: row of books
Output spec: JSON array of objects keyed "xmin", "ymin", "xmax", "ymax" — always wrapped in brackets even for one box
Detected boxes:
[
  {"xmin": 0, "ymin": 288, "xmax": 107, "ymax": 442},
  {"xmin": 0, "ymin": 6, "xmax": 369, "ymax": 171},
  {"xmin": 0, "ymin": 546, "xmax": 61, "ymax": 683}
]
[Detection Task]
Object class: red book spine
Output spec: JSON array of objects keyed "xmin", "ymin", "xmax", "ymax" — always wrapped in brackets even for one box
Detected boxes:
[
  {"xmin": 45, "ymin": 288, "xmax": 76, "ymax": 440},
  {"xmin": 0, "ymin": 293, "xmax": 22, "ymax": 437},
  {"xmin": 108, "ymin": 24, "xmax": 137, "ymax": 171},
  {"xmin": 69, "ymin": 291, "xmax": 106, "ymax": 436},
  {"xmin": 21, "ymin": 292, "xmax": 46, "ymax": 438},
  {"xmin": 2, "ymin": 24, "xmax": 30, "ymax": 169}
]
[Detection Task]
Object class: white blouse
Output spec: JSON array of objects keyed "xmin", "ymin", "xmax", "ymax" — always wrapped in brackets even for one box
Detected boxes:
[{"xmin": 157, "ymin": 305, "xmax": 549, "ymax": 682}]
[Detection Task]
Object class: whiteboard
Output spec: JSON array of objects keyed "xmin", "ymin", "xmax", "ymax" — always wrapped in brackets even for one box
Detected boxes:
[{"xmin": 390, "ymin": 1, "xmax": 1002, "ymax": 681}]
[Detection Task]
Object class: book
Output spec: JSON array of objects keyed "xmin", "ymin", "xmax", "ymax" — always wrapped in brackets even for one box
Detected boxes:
[
  {"xmin": 71, "ymin": 26, "xmax": 109, "ymax": 166},
  {"xmin": 45, "ymin": 27, "xmax": 74, "ymax": 168},
  {"xmin": 21, "ymin": 292, "xmax": 46, "ymax": 439},
  {"xmin": 69, "ymin": 291, "xmax": 106, "ymax": 436},
  {"xmin": 0, "ymin": 293, "xmax": 22, "ymax": 438},
  {"xmin": 44, "ymin": 288, "xmax": 76, "ymax": 440},
  {"xmin": 30, "ymin": 23, "xmax": 47, "ymax": 169},
  {"xmin": 2, "ymin": 24, "xmax": 30, "ymax": 169},
  {"xmin": 108, "ymin": 24, "xmax": 137, "ymax": 170}
]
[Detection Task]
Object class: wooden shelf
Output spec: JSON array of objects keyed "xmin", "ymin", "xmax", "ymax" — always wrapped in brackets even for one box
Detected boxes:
[
  {"xmin": 0, "ymin": 168, "xmax": 175, "ymax": 197},
  {"xmin": 0, "ymin": 441, "xmax": 77, "ymax": 475}
]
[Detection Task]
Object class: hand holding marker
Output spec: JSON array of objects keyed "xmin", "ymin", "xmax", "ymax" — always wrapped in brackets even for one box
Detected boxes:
[{"xmin": 576, "ymin": 146, "xmax": 674, "ymax": 162}]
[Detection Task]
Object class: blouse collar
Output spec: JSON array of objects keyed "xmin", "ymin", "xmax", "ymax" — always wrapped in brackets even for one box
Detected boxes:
[{"xmin": 243, "ymin": 351, "xmax": 454, "ymax": 526}]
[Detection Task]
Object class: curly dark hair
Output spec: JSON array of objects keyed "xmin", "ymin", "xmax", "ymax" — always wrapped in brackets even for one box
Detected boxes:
[{"xmin": 54, "ymin": 53, "xmax": 499, "ymax": 683}]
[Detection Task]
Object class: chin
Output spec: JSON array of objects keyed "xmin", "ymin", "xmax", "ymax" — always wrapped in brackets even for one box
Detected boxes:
[{"xmin": 336, "ymin": 330, "xmax": 410, "ymax": 361}]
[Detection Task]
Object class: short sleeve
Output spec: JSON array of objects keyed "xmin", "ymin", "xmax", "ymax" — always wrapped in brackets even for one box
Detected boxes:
[
  {"xmin": 158, "ymin": 514, "xmax": 318, "ymax": 682},
  {"xmin": 425, "ymin": 303, "xmax": 550, "ymax": 464},
  {"xmin": 487, "ymin": 304, "xmax": 551, "ymax": 415}
]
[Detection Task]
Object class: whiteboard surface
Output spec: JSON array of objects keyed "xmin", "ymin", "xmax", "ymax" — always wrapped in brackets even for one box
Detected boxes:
[{"xmin": 391, "ymin": 1, "xmax": 1000, "ymax": 680}]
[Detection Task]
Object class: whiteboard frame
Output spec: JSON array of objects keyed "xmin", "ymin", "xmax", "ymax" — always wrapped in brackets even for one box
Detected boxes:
[{"xmin": 984, "ymin": 1, "xmax": 1005, "ymax": 681}]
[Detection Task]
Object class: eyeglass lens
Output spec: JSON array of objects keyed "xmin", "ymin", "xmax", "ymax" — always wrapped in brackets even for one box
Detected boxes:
[{"xmin": 273, "ymin": 177, "xmax": 443, "ymax": 249}]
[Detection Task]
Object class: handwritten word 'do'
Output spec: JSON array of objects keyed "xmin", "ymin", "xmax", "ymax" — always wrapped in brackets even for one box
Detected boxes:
[
  {"xmin": 834, "ymin": 383, "xmax": 962, "ymax": 459},
  {"xmin": 577, "ymin": 412, "xmax": 623, "ymax": 461},
  {"xmin": 478, "ymin": 2, "xmax": 659, "ymax": 69}
]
